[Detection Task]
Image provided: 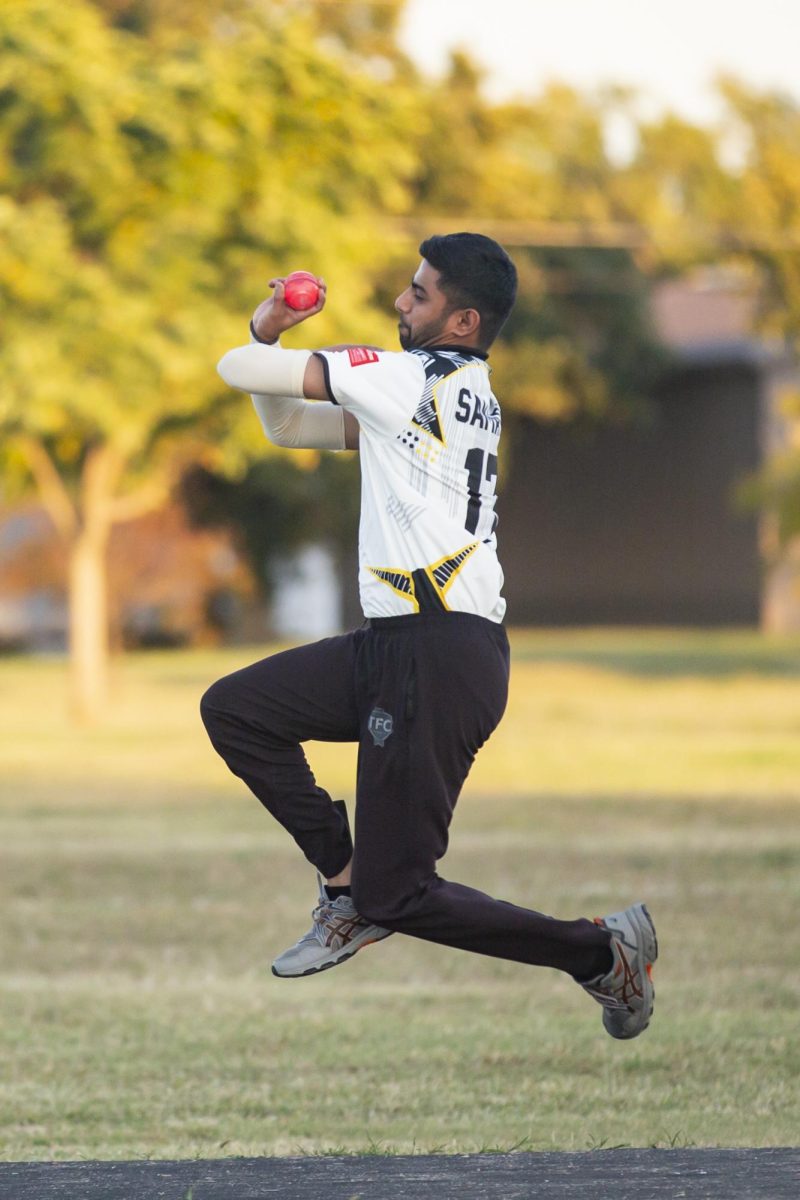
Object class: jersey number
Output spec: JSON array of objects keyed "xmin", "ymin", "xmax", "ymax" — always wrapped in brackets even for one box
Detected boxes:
[{"xmin": 464, "ymin": 448, "xmax": 498, "ymax": 535}]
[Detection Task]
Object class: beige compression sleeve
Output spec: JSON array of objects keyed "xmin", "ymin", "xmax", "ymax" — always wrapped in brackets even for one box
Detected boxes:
[
  {"xmin": 217, "ymin": 342, "xmax": 311, "ymax": 396},
  {"xmin": 249, "ymin": 392, "xmax": 345, "ymax": 451},
  {"xmin": 217, "ymin": 340, "xmax": 346, "ymax": 451}
]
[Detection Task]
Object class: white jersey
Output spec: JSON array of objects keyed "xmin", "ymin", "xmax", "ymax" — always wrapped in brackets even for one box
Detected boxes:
[{"xmin": 315, "ymin": 344, "xmax": 505, "ymax": 623}]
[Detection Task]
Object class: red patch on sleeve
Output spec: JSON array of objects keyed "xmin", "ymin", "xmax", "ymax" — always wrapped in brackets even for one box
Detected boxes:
[{"xmin": 347, "ymin": 347, "xmax": 380, "ymax": 367}]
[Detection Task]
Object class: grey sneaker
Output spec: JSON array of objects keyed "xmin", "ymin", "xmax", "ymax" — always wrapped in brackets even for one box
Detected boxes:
[
  {"xmin": 580, "ymin": 902, "xmax": 658, "ymax": 1040},
  {"xmin": 271, "ymin": 876, "xmax": 393, "ymax": 978}
]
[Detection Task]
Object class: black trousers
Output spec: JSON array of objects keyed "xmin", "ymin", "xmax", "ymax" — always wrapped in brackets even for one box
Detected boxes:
[{"xmin": 200, "ymin": 612, "xmax": 610, "ymax": 976}]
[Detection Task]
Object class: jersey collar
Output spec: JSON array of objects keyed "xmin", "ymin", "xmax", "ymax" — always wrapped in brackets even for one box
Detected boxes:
[{"xmin": 421, "ymin": 343, "xmax": 489, "ymax": 360}]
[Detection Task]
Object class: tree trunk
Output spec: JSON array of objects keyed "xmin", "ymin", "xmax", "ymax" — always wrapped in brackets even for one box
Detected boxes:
[
  {"xmin": 18, "ymin": 435, "xmax": 166, "ymax": 723},
  {"xmin": 68, "ymin": 523, "xmax": 111, "ymax": 724},
  {"xmin": 64, "ymin": 444, "xmax": 125, "ymax": 725}
]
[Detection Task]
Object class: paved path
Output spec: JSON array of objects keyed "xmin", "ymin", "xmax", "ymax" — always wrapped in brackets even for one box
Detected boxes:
[{"xmin": 1, "ymin": 1149, "xmax": 798, "ymax": 1199}]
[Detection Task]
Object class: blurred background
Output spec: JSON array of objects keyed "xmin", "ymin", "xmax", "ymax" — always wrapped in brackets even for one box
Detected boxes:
[
  {"xmin": 2, "ymin": 0, "xmax": 800, "ymax": 1161},
  {"xmin": 2, "ymin": 0, "xmax": 800, "ymax": 720}
]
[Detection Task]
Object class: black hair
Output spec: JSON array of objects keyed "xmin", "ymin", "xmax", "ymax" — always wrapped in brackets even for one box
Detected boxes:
[{"xmin": 419, "ymin": 232, "xmax": 518, "ymax": 349}]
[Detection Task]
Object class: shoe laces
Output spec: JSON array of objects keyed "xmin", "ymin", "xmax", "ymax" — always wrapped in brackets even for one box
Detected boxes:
[{"xmin": 310, "ymin": 895, "xmax": 364, "ymax": 948}]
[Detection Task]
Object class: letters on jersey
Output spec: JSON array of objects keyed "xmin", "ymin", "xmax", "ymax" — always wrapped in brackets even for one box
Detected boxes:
[{"xmin": 316, "ymin": 345, "xmax": 506, "ymax": 624}]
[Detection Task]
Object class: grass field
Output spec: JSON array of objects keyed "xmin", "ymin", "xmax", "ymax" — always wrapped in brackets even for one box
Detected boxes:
[{"xmin": 1, "ymin": 628, "xmax": 799, "ymax": 1159}]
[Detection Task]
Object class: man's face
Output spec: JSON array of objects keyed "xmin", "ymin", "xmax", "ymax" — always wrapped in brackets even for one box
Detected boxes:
[{"xmin": 394, "ymin": 260, "xmax": 455, "ymax": 350}]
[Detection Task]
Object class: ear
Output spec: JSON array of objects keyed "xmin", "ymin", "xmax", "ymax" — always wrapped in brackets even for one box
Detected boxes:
[{"xmin": 445, "ymin": 306, "xmax": 481, "ymax": 341}]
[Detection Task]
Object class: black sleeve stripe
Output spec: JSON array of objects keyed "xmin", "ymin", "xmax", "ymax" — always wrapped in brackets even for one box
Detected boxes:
[{"xmin": 312, "ymin": 352, "xmax": 337, "ymax": 405}]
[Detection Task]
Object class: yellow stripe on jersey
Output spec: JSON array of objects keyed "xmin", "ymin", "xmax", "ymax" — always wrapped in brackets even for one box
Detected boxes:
[
  {"xmin": 412, "ymin": 363, "xmax": 482, "ymax": 447},
  {"xmin": 423, "ymin": 542, "xmax": 479, "ymax": 610},
  {"xmin": 369, "ymin": 543, "xmax": 479, "ymax": 614},
  {"xmin": 367, "ymin": 566, "xmax": 420, "ymax": 612},
  {"xmin": 410, "ymin": 388, "xmax": 445, "ymax": 445}
]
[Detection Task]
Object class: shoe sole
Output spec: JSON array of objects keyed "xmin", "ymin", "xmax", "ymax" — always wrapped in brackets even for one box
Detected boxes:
[
  {"xmin": 603, "ymin": 902, "xmax": 658, "ymax": 1040},
  {"xmin": 271, "ymin": 929, "xmax": 393, "ymax": 979}
]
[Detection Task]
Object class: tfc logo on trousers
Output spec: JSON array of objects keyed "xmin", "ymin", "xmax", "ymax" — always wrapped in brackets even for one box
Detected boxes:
[{"xmin": 368, "ymin": 708, "xmax": 394, "ymax": 747}]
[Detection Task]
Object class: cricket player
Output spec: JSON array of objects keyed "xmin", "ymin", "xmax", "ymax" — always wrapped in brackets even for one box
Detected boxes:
[{"xmin": 203, "ymin": 232, "xmax": 657, "ymax": 1039}]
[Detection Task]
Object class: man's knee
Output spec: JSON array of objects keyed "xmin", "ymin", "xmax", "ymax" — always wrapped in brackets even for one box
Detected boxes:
[
  {"xmin": 199, "ymin": 674, "xmax": 239, "ymax": 740},
  {"xmin": 200, "ymin": 671, "xmax": 290, "ymax": 758}
]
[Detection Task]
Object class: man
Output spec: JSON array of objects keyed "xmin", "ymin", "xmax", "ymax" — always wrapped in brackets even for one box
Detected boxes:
[{"xmin": 203, "ymin": 232, "xmax": 657, "ymax": 1040}]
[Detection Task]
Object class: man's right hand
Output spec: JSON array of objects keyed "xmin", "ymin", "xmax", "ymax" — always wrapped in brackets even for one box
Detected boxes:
[{"xmin": 251, "ymin": 276, "xmax": 327, "ymax": 344}]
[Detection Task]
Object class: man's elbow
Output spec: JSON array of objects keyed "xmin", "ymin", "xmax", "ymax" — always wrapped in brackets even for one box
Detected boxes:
[
  {"xmin": 264, "ymin": 428, "xmax": 293, "ymax": 449},
  {"xmin": 217, "ymin": 348, "xmax": 244, "ymax": 389}
]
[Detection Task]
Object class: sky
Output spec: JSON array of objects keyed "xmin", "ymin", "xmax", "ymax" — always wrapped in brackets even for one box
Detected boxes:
[{"xmin": 398, "ymin": 0, "xmax": 799, "ymax": 127}]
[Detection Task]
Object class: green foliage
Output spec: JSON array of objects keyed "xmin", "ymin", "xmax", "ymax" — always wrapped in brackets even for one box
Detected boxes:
[
  {"xmin": 615, "ymin": 113, "xmax": 739, "ymax": 265},
  {"xmin": 707, "ymin": 83, "xmax": 800, "ymax": 536},
  {"xmin": 717, "ymin": 78, "xmax": 800, "ymax": 340},
  {"xmin": 496, "ymin": 246, "xmax": 669, "ymax": 423},
  {"xmin": 0, "ymin": 0, "xmax": 418, "ymax": 506}
]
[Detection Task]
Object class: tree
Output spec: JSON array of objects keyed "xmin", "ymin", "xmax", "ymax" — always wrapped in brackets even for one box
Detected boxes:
[
  {"xmin": 0, "ymin": 0, "xmax": 418, "ymax": 720},
  {"xmin": 616, "ymin": 83, "xmax": 800, "ymax": 545},
  {"xmin": 716, "ymin": 79, "xmax": 800, "ymax": 342},
  {"xmin": 713, "ymin": 83, "xmax": 800, "ymax": 555}
]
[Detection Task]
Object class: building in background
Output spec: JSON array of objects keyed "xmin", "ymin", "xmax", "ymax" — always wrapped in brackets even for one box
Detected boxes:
[{"xmin": 500, "ymin": 271, "xmax": 799, "ymax": 628}]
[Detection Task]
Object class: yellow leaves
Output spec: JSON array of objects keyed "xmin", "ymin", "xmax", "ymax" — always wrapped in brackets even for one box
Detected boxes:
[
  {"xmin": 0, "ymin": 0, "xmax": 141, "ymax": 211},
  {"xmin": 491, "ymin": 338, "xmax": 609, "ymax": 424},
  {"xmin": 0, "ymin": 0, "xmax": 412, "ymax": 462},
  {"xmin": 0, "ymin": 198, "xmax": 68, "ymax": 307}
]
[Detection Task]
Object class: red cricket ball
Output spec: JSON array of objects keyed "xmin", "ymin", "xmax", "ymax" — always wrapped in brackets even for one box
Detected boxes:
[{"xmin": 283, "ymin": 271, "xmax": 321, "ymax": 311}]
